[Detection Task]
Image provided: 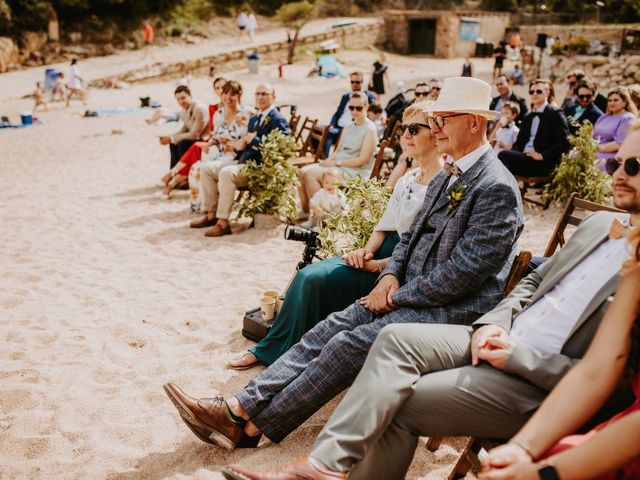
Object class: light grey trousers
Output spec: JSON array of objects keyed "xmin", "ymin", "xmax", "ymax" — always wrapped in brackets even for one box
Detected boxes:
[{"xmin": 311, "ymin": 323, "xmax": 547, "ymax": 479}]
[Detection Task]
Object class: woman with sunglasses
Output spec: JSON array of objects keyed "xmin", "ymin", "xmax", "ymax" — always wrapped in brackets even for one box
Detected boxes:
[
  {"xmin": 228, "ymin": 102, "xmax": 442, "ymax": 370},
  {"xmin": 593, "ymin": 86, "xmax": 638, "ymax": 170},
  {"xmin": 298, "ymin": 92, "xmax": 378, "ymax": 216},
  {"xmin": 498, "ymin": 79, "xmax": 571, "ymax": 177}
]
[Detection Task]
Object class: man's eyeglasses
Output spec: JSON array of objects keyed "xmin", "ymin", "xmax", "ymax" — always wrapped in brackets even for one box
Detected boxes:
[
  {"xmin": 577, "ymin": 94, "xmax": 593, "ymax": 100},
  {"xmin": 605, "ymin": 157, "xmax": 640, "ymax": 176},
  {"xmin": 348, "ymin": 105, "xmax": 364, "ymax": 112},
  {"xmin": 255, "ymin": 92, "xmax": 271, "ymax": 96},
  {"xmin": 350, "ymin": 80, "xmax": 362, "ymax": 85},
  {"xmin": 400, "ymin": 123, "xmax": 430, "ymax": 136},
  {"xmin": 529, "ymin": 89, "xmax": 545, "ymax": 95},
  {"xmin": 414, "ymin": 91, "xmax": 430, "ymax": 97},
  {"xmin": 427, "ymin": 113, "xmax": 468, "ymax": 130}
]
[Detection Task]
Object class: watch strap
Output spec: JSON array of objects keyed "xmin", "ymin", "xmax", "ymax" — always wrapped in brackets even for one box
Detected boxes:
[{"xmin": 538, "ymin": 465, "xmax": 560, "ymax": 480}]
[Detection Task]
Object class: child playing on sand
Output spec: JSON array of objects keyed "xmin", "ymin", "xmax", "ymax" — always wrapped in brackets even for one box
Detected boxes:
[
  {"xmin": 33, "ymin": 82, "xmax": 47, "ymax": 112},
  {"xmin": 302, "ymin": 168, "xmax": 345, "ymax": 228}
]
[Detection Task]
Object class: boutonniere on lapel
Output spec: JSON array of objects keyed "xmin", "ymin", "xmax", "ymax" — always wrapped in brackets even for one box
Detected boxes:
[
  {"xmin": 446, "ymin": 182, "xmax": 468, "ymax": 212},
  {"xmin": 262, "ymin": 115, "xmax": 271, "ymax": 127}
]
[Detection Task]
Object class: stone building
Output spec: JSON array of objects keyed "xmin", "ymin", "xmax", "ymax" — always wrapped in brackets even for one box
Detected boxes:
[{"xmin": 384, "ymin": 10, "xmax": 511, "ymax": 58}]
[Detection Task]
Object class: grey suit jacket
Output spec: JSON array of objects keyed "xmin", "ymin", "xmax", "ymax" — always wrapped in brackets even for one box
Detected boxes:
[
  {"xmin": 383, "ymin": 148, "xmax": 524, "ymax": 323},
  {"xmin": 474, "ymin": 211, "xmax": 630, "ymax": 393}
]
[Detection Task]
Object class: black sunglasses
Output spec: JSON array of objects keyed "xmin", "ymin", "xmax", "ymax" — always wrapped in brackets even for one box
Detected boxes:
[
  {"xmin": 529, "ymin": 89, "xmax": 545, "ymax": 95},
  {"xmin": 415, "ymin": 92, "xmax": 430, "ymax": 97},
  {"xmin": 577, "ymin": 94, "xmax": 593, "ymax": 100},
  {"xmin": 350, "ymin": 80, "xmax": 362, "ymax": 84},
  {"xmin": 400, "ymin": 123, "xmax": 430, "ymax": 135},
  {"xmin": 432, "ymin": 86, "xmax": 441, "ymax": 91},
  {"xmin": 348, "ymin": 105, "xmax": 364, "ymax": 112},
  {"xmin": 605, "ymin": 157, "xmax": 640, "ymax": 176}
]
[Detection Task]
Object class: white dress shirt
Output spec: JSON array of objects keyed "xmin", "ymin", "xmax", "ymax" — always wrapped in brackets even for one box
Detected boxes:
[
  {"xmin": 447, "ymin": 142, "xmax": 491, "ymax": 187},
  {"xmin": 509, "ymin": 236, "xmax": 631, "ymax": 354},
  {"xmin": 524, "ymin": 102, "xmax": 548, "ymax": 153}
]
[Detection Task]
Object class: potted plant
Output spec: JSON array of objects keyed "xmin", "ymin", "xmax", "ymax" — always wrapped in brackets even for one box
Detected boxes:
[
  {"xmin": 543, "ymin": 122, "xmax": 612, "ymax": 205},
  {"xmin": 237, "ymin": 129, "xmax": 300, "ymax": 228},
  {"xmin": 319, "ymin": 176, "xmax": 391, "ymax": 257}
]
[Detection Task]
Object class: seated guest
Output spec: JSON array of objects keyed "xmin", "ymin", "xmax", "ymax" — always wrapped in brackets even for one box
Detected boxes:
[
  {"xmin": 161, "ymin": 78, "xmax": 234, "ymax": 198},
  {"xmin": 298, "ymin": 92, "xmax": 378, "ymax": 216},
  {"xmin": 510, "ymin": 64, "xmax": 525, "ymax": 86},
  {"xmin": 189, "ymin": 83, "xmax": 290, "ymax": 237},
  {"xmin": 163, "ymin": 77, "xmax": 525, "ymax": 452},
  {"xmin": 481, "ymin": 142, "xmax": 640, "ymax": 479},
  {"xmin": 499, "ymin": 79, "xmax": 570, "ymax": 177},
  {"xmin": 491, "ymin": 101, "xmax": 520, "ymax": 154},
  {"xmin": 563, "ymin": 78, "xmax": 604, "ymax": 134},
  {"xmin": 366, "ymin": 103, "xmax": 385, "ymax": 139},
  {"xmin": 560, "ymin": 69, "xmax": 585, "ymax": 111},
  {"xmin": 428, "ymin": 78, "xmax": 442, "ymax": 100},
  {"xmin": 158, "ymin": 86, "xmax": 209, "ymax": 174},
  {"xmin": 228, "ymin": 103, "xmax": 443, "ymax": 370},
  {"xmin": 327, "ymin": 72, "xmax": 376, "ymax": 153},
  {"xmin": 490, "ymin": 75, "xmax": 528, "ymax": 125},
  {"xmin": 301, "ymin": 168, "xmax": 346, "ymax": 229},
  {"xmin": 594, "ymin": 86, "xmax": 638, "ymax": 170},
  {"xmin": 222, "ymin": 129, "xmax": 639, "ymax": 479},
  {"xmin": 628, "ymin": 83, "xmax": 640, "ymax": 111}
]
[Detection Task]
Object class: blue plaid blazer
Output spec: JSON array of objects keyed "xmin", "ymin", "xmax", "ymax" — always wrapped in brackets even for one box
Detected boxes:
[{"xmin": 384, "ymin": 148, "xmax": 524, "ymax": 321}]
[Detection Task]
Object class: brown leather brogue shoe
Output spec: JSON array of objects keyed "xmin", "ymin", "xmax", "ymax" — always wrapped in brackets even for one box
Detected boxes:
[
  {"xmin": 190, "ymin": 216, "xmax": 218, "ymax": 228},
  {"xmin": 163, "ymin": 383, "xmax": 243, "ymax": 450},
  {"xmin": 221, "ymin": 456, "xmax": 348, "ymax": 480}
]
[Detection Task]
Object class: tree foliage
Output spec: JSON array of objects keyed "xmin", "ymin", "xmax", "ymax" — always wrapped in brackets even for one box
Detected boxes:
[{"xmin": 275, "ymin": 0, "xmax": 318, "ymax": 64}]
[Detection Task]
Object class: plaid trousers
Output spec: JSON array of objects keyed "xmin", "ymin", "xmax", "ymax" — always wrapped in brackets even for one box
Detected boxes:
[{"xmin": 235, "ymin": 300, "xmax": 470, "ymax": 443}]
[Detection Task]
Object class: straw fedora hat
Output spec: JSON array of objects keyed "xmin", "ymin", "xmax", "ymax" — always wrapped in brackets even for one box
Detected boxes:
[{"xmin": 422, "ymin": 77, "xmax": 498, "ymax": 119}]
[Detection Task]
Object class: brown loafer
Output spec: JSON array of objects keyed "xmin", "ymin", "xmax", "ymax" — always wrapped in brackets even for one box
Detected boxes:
[
  {"xmin": 163, "ymin": 383, "xmax": 243, "ymax": 450},
  {"xmin": 190, "ymin": 216, "xmax": 218, "ymax": 229},
  {"xmin": 204, "ymin": 223, "xmax": 232, "ymax": 237},
  {"xmin": 228, "ymin": 352, "xmax": 263, "ymax": 371},
  {"xmin": 222, "ymin": 456, "xmax": 347, "ymax": 480}
]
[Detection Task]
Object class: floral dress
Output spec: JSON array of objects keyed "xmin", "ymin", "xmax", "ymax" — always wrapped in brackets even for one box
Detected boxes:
[{"xmin": 188, "ymin": 105, "xmax": 253, "ymax": 211}]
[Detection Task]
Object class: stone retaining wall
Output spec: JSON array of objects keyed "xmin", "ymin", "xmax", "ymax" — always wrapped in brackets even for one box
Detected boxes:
[
  {"xmin": 551, "ymin": 54, "xmax": 640, "ymax": 89},
  {"xmin": 102, "ymin": 22, "xmax": 383, "ymax": 85}
]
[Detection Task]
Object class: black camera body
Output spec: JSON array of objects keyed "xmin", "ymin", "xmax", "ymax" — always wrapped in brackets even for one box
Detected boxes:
[{"xmin": 241, "ymin": 226, "xmax": 322, "ymax": 342}]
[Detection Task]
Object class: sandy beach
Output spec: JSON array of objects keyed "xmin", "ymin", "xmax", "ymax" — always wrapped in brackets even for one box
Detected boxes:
[{"xmin": 1, "ymin": 47, "xmax": 561, "ymax": 479}]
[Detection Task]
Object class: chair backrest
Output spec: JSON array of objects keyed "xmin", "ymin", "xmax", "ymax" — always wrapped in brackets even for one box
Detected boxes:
[
  {"xmin": 384, "ymin": 120, "xmax": 403, "ymax": 151},
  {"xmin": 504, "ymin": 250, "xmax": 532, "ymax": 295},
  {"xmin": 289, "ymin": 112, "xmax": 301, "ymax": 134},
  {"xmin": 544, "ymin": 192, "xmax": 624, "ymax": 257},
  {"xmin": 295, "ymin": 117, "xmax": 317, "ymax": 143},
  {"xmin": 299, "ymin": 124, "xmax": 329, "ymax": 161},
  {"xmin": 369, "ymin": 139, "xmax": 389, "ymax": 180}
]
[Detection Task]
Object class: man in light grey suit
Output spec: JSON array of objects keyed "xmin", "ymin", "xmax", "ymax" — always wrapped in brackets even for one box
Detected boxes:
[
  {"xmin": 164, "ymin": 77, "xmax": 524, "ymax": 453},
  {"xmin": 223, "ymin": 125, "xmax": 640, "ymax": 480}
]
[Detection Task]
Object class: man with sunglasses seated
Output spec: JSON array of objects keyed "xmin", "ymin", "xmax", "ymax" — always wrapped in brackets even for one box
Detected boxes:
[
  {"xmin": 563, "ymin": 78, "xmax": 604, "ymax": 135},
  {"xmin": 325, "ymin": 71, "xmax": 376, "ymax": 155},
  {"xmin": 498, "ymin": 78, "xmax": 570, "ymax": 178},
  {"xmin": 163, "ymin": 77, "xmax": 525, "ymax": 458}
]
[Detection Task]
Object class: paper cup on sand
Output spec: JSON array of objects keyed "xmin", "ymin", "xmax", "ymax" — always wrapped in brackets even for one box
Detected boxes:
[{"xmin": 260, "ymin": 296, "xmax": 277, "ymax": 322}]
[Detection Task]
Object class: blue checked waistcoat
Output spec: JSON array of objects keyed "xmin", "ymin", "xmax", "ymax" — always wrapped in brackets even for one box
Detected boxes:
[{"xmin": 383, "ymin": 148, "xmax": 525, "ymax": 323}]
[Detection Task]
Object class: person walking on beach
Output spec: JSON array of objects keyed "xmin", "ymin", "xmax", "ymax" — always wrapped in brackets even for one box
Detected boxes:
[
  {"xmin": 142, "ymin": 20, "xmax": 155, "ymax": 60},
  {"xmin": 246, "ymin": 12, "xmax": 257, "ymax": 42},
  {"xmin": 236, "ymin": 10, "xmax": 248, "ymax": 42},
  {"xmin": 66, "ymin": 59, "xmax": 86, "ymax": 107}
]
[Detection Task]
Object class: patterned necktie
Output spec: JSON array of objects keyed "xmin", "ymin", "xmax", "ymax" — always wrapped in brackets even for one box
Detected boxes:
[{"xmin": 443, "ymin": 162, "xmax": 462, "ymax": 178}]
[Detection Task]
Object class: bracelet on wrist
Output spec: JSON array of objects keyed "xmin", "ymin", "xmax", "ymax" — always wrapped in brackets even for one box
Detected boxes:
[{"xmin": 509, "ymin": 441, "xmax": 535, "ymax": 460}]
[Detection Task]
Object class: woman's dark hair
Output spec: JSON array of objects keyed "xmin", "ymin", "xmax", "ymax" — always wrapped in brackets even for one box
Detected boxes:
[
  {"xmin": 213, "ymin": 77, "xmax": 226, "ymax": 87},
  {"xmin": 221, "ymin": 80, "xmax": 243, "ymax": 101},
  {"xmin": 624, "ymin": 229, "xmax": 640, "ymax": 381}
]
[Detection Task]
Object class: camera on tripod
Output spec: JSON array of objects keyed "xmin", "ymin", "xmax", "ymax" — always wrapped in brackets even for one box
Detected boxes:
[
  {"xmin": 242, "ymin": 225, "xmax": 323, "ymax": 342},
  {"xmin": 284, "ymin": 225, "xmax": 321, "ymax": 270}
]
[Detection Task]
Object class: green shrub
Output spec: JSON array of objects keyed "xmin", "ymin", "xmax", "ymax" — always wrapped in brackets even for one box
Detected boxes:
[
  {"xmin": 543, "ymin": 122, "xmax": 612, "ymax": 205},
  {"xmin": 319, "ymin": 177, "xmax": 391, "ymax": 257},
  {"xmin": 238, "ymin": 130, "xmax": 300, "ymax": 222},
  {"xmin": 568, "ymin": 36, "xmax": 590, "ymax": 54}
]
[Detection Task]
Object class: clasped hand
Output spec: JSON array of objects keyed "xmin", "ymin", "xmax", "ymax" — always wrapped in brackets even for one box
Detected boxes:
[
  {"xmin": 342, "ymin": 248, "xmax": 378, "ymax": 272},
  {"xmin": 478, "ymin": 443, "xmax": 536, "ymax": 480},
  {"xmin": 471, "ymin": 324, "xmax": 514, "ymax": 370},
  {"xmin": 360, "ymin": 274, "xmax": 399, "ymax": 314}
]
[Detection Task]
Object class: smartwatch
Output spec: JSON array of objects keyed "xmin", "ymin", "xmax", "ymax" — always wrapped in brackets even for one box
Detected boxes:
[{"xmin": 538, "ymin": 465, "xmax": 560, "ymax": 480}]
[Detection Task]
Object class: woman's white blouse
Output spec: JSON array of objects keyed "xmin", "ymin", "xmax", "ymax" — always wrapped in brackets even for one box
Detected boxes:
[{"xmin": 375, "ymin": 168, "xmax": 429, "ymax": 236}]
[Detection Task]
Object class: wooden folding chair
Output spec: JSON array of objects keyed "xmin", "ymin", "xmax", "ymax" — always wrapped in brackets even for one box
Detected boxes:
[
  {"xmin": 289, "ymin": 112, "xmax": 301, "ymax": 135},
  {"xmin": 295, "ymin": 117, "xmax": 317, "ymax": 144},
  {"xmin": 544, "ymin": 192, "xmax": 624, "ymax": 257},
  {"xmin": 369, "ymin": 139, "xmax": 390, "ymax": 181},
  {"xmin": 291, "ymin": 124, "xmax": 329, "ymax": 167},
  {"xmin": 514, "ymin": 175, "xmax": 553, "ymax": 209}
]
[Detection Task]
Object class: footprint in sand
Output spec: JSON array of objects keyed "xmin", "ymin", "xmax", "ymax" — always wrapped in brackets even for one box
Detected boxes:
[{"xmin": 127, "ymin": 338, "xmax": 146, "ymax": 349}]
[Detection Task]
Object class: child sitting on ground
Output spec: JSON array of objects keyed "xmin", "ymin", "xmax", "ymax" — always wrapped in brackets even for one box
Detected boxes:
[
  {"xmin": 302, "ymin": 168, "xmax": 346, "ymax": 228},
  {"xmin": 33, "ymin": 82, "xmax": 47, "ymax": 112},
  {"xmin": 367, "ymin": 103, "xmax": 385, "ymax": 140},
  {"xmin": 491, "ymin": 101, "xmax": 520, "ymax": 154}
]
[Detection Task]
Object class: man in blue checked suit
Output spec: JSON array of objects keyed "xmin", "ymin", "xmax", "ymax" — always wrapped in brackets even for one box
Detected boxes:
[{"xmin": 164, "ymin": 77, "xmax": 525, "ymax": 455}]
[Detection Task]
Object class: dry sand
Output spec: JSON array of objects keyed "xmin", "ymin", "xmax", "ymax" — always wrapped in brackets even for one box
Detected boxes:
[{"xmin": 1, "ymin": 49, "xmax": 561, "ymax": 479}]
